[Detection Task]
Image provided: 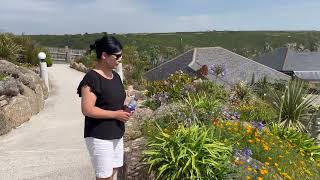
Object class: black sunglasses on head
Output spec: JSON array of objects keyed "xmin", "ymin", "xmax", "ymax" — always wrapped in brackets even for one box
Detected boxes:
[{"xmin": 111, "ymin": 53, "xmax": 122, "ymax": 60}]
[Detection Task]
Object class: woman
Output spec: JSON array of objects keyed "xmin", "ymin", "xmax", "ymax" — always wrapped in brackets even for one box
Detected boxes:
[{"xmin": 77, "ymin": 35, "xmax": 130, "ymax": 180}]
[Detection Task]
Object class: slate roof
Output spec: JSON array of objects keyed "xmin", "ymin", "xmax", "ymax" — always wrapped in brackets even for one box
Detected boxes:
[
  {"xmin": 255, "ymin": 47, "xmax": 320, "ymax": 71},
  {"xmin": 144, "ymin": 47, "xmax": 290, "ymax": 86}
]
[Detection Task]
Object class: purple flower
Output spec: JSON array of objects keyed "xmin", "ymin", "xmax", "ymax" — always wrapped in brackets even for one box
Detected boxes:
[
  {"xmin": 252, "ymin": 121, "xmax": 264, "ymax": 131},
  {"xmin": 242, "ymin": 148, "xmax": 253, "ymax": 158},
  {"xmin": 208, "ymin": 64, "xmax": 226, "ymax": 77}
]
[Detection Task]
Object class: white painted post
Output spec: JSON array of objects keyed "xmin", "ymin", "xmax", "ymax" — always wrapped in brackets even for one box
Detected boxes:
[
  {"xmin": 115, "ymin": 63, "xmax": 124, "ymax": 83},
  {"xmin": 38, "ymin": 52, "xmax": 49, "ymax": 92}
]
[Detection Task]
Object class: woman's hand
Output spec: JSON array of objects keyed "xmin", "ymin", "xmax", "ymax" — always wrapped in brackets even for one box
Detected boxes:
[{"xmin": 114, "ymin": 110, "xmax": 131, "ymax": 122}]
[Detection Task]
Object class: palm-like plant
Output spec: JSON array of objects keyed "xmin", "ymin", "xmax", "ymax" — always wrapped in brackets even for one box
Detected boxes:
[{"xmin": 270, "ymin": 79, "xmax": 318, "ymax": 132}]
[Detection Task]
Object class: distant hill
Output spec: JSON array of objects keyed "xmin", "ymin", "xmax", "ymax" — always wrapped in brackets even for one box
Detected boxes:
[{"xmin": 28, "ymin": 31, "xmax": 320, "ymax": 59}]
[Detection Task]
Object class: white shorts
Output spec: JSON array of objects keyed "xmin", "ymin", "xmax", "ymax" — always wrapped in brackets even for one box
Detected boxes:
[{"xmin": 85, "ymin": 137, "xmax": 124, "ymax": 178}]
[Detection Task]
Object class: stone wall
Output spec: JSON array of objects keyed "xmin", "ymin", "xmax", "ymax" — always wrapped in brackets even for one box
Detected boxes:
[
  {"xmin": 69, "ymin": 61, "xmax": 89, "ymax": 73},
  {"xmin": 0, "ymin": 60, "xmax": 49, "ymax": 135}
]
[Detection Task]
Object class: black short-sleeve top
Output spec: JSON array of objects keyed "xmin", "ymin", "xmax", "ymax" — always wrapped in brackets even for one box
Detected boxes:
[{"xmin": 77, "ymin": 70, "xmax": 126, "ymax": 140}]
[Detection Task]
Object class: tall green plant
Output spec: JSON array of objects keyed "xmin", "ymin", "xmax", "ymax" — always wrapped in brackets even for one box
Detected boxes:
[
  {"xmin": 0, "ymin": 33, "xmax": 22, "ymax": 61},
  {"xmin": 270, "ymin": 79, "xmax": 318, "ymax": 132},
  {"xmin": 144, "ymin": 124, "xmax": 234, "ymax": 180}
]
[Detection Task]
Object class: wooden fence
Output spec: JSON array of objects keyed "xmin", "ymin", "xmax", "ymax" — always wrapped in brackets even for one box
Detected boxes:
[{"xmin": 47, "ymin": 46, "xmax": 86, "ymax": 62}]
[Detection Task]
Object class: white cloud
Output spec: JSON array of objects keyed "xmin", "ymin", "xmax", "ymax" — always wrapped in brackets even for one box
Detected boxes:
[{"xmin": 0, "ymin": 0, "xmax": 319, "ymax": 34}]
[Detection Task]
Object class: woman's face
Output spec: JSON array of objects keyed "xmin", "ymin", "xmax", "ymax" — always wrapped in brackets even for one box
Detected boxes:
[{"xmin": 103, "ymin": 51, "xmax": 122, "ymax": 69}]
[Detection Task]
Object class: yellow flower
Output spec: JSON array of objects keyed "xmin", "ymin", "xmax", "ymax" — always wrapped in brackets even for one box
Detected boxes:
[
  {"xmin": 263, "ymin": 144, "xmax": 271, "ymax": 151},
  {"xmin": 247, "ymin": 166, "xmax": 253, "ymax": 171},
  {"xmin": 246, "ymin": 176, "xmax": 251, "ymax": 180},
  {"xmin": 258, "ymin": 177, "xmax": 263, "ymax": 180},
  {"xmin": 274, "ymin": 163, "xmax": 279, "ymax": 167},
  {"xmin": 268, "ymin": 157, "xmax": 272, "ymax": 161},
  {"xmin": 248, "ymin": 139, "xmax": 254, "ymax": 144},
  {"xmin": 265, "ymin": 162, "xmax": 270, "ymax": 166},
  {"xmin": 278, "ymin": 155, "xmax": 284, "ymax": 158}
]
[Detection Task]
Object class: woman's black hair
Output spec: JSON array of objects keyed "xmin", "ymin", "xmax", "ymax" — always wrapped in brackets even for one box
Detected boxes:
[{"xmin": 89, "ymin": 35, "xmax": 123, "ymax": 59}]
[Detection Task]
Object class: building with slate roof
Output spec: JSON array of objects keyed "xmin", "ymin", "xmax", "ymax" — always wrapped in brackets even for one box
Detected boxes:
[
  {"xmin": 255, "ymin": 47, "xmax": 320, "ymax": 82},
  {"xmin": 144, "ymin": 47, "xmax": 290, "ymax": 87}
]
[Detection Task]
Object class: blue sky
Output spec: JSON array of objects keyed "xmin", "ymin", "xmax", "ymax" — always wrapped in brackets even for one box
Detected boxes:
[{"xmin": 0, "ymin": 0, "xmax": 319, "ymax": 35}]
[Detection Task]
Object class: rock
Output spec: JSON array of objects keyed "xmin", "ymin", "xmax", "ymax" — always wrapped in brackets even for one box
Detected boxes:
[
  {"xmin": 0, "ymin": 100, "xmax": 8, "ymax": 107},
  {"xmin": 0, "ymin": 111, "xmax": 12, "ymax": 135},
  {"xmin": 70, "ymin": 61, "xmax": 89, "ymax": 73},
  {"xmin": 0, "ymin": 60, "xmax": 48, "ymax": 99},
  {"xmin": 20, "ymin": 84, "xmax": 42, "ymax": 115},
  {"xmin": 1, "ymin": 95, "xmax": 32, "ymax": 128},
  {"xmin": 0, "ymin": 77, "xmax": 20, "ymax": 96},
  {"xmin": 124, "ymin": 108, "xmax": 153, "ymax": 142},
  {"xmin": 0, "ymin": 95, "xmax": 6, "ymax": 101},
  {"xmin": 127, "ymin": 85, "xmax": 134, "ymax": 97},
  {"xmin": 118, "ymin": 137, "xmax": 154, "ymax": 180}
]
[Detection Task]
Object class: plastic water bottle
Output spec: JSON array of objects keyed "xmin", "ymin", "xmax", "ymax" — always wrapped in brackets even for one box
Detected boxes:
[{"xmin": 128, "ymin": 96, "xmax": 138, "ymax": 112}]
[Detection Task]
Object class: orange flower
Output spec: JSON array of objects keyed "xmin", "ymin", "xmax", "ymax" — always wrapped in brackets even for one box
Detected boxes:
[
  {"xmin": 260, "ymin": 169, "xmax": 268, "ymax": 175},
  {"xmin": 212, "ymin": 119, "xmax": 219, "ymax": 125},
  {"xmin": 258, "ymin": 177, "xmax": 263, "ymax": 180}
]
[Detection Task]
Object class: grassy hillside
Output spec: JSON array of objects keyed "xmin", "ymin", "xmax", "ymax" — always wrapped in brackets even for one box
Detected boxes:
[{"xmin": 29, "ymin": 31, "xmax": 320, "ymax": 58}]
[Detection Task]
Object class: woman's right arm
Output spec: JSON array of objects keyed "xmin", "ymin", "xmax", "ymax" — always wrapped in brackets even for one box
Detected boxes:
[{"xmin": 81, "ymin": 86, "xmax": 130, "ymax": 122}]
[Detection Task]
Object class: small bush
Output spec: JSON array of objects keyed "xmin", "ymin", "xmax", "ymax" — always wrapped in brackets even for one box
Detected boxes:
[
  {"xmin": 145, "ymin": 71, "xmax": 195, "ymax": 101},
  {"xmin": 144, "ymin": 124, "xmax": 234, "ymax": 180}
]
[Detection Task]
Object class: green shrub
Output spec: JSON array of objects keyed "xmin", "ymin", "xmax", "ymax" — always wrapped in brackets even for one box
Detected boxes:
[
  {"xmin": 145, "ymin": 71, "xmax": 195, "ymax": 100},
  {"xmin": 192, "ymin": 80, "xmax": 229, "ymax": 102},
  {"xmin": 142, "ymin": 99, "xmax": 161, "ymax": 111},
  {"xmin": 0, "ymin": 33, "xmax": 22, "ymax": 61},
  {"xmin": 144, "ymin": 124, "xmax": 234, "ymax": 180},
  {"xmin": 79, "ymin": 51, "xmax": 96, "ymax": 68},
  {"xmin": 183, "ymin": 93, "xmax": 221, "ymax": 124},
  {"xmin": 238, "ymin": 99, "xmax": 276, "ymax": 124}
]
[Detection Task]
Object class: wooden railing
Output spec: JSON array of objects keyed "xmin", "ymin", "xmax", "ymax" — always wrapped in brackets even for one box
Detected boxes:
[{"xmin": 47, "ymin": 46, "xmax": 86, "ymax": 62}]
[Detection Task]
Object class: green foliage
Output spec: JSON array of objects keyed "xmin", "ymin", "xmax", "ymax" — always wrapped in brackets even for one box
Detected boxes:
[
  {"xmin": 77, "ymin": 51, "xmax": 96, "ymax": 68},
  {"xmin": 144, "ymin": 124, "xmax": 234, "ymax": 180},
  {"xmin": 0, "ymin": 33, "xmax": 53, "ymax": 66},
  {"xmin": 269, "ymin": 79, "xmax": 317, "ymax": 132},
  {"xmin": 268, "ymin": 122, "xmax": 320, "ymax": 161},
  {"xmin": 192, "ymin": 80, "xmax": 229, "ymax": 102},
  {"xmin": 251, "ymin": 77, "xmax": 287, "ymax": 100},
  {"xmin": 183, "ymin": 93, "xmax": 221, "ymax": 124},
  {"xmin": 231, "ymin": 81, "xmax": 252, "ymax": 103},
  {"xmin": 142, "ymin": 99, "xmax": 161, "ymax": 111},
  {"xmin": 0, "ymin": 33, "xmax": 23, "ymax": 61},
  {"xmin": 0, "ymin": 73, "xmax": 8, "ymax": 81},
  {"xmin": 238, "ymin": 100, "xmax": 276, "ymax": 123},
  {"xmin": 145, "ymin": 71, "xmax": 195, "ymax": 100}
]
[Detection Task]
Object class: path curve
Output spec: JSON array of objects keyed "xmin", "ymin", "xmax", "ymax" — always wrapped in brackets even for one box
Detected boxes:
[{"xmin": 0, "ymin": 64, "xmax": 94, "ymax": 180}]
